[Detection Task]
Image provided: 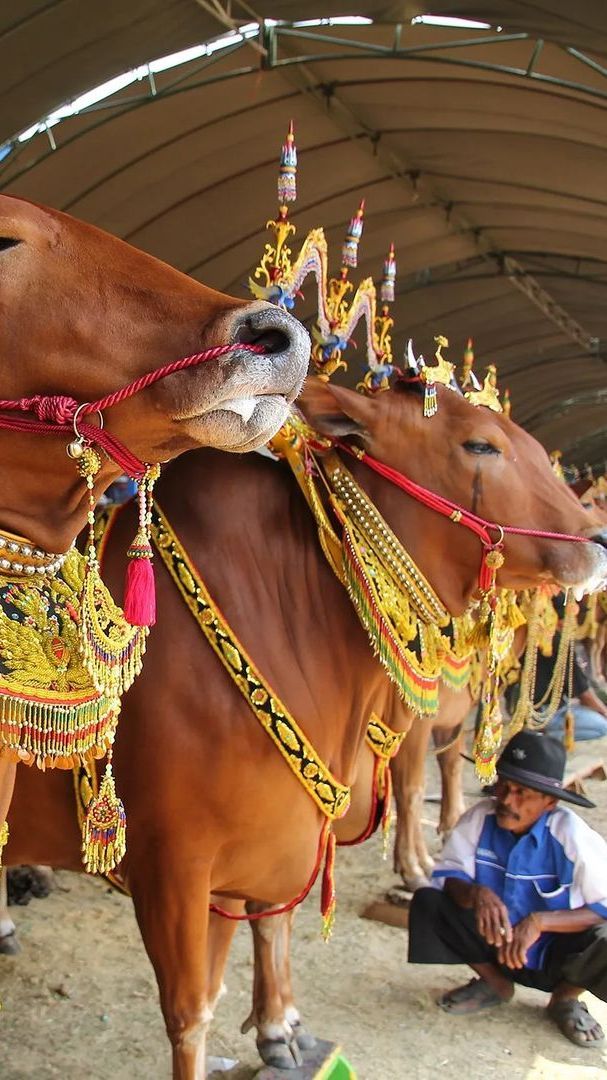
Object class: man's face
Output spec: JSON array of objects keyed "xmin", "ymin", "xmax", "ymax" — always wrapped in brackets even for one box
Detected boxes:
[{"xmin": 494, "ymin": 778, "xmax": 557, "ymax": 834}]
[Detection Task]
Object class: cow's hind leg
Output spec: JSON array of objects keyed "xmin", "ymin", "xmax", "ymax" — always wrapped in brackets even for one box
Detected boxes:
[
  {"xmin": 391, "ymin": 721, "xmax": 434, "ymax": 891},
  {"xmin": 435, "ymin": 726, "xmax": 465, "ymax": 837},
  {"xmin": 130, "ymin": 856, "xmax": 215, "ymax": 1080},
  {"xmin": 242, "ymin": 908, "xmax": 305, "ymax": 1070}
]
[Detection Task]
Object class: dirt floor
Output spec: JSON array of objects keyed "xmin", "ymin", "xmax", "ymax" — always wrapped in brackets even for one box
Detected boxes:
[{"xmin": 1, "ymin": 739, "xmax": 607, "ymax": 1080}]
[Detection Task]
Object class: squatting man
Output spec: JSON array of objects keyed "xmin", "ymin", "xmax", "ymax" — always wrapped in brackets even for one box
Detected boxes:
[{"xmin": 409, "ymin": 730, "xmax": 607, "ymax": 1047}]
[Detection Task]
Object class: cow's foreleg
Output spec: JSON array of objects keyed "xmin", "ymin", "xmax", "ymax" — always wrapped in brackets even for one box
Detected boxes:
[
  {"xmin": 206, "ymin": 908, "xmax": 240, "ymax": 1018},
  {"xmin": 130, "ymin": 859, "xmax": 215, "ymax": 1080},
  {"xmin": 242, "ymin": 908, "xmax": 305, "ymax": 1070},
  {"xmin": 273, "ymin": 910, "xmax": 316, "ymax": 1054},
  {"xmin": 391, "ymin": 720, "xmax": 434, "ymax": 891},
  {"xmin": 0, "ymin": 761, "xmax": 18, "ymax": 954},
  {"xmin": 0, "ymin": 868, "xmax": 18, "ymax": 955}
]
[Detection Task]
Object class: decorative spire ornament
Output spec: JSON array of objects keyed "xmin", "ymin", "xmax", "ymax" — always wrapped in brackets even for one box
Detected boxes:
[
  {"xmin": 312, "ymin": 199, "xmax": 368, "ymax": 380},
  {"xmin": 380, "ymin": 243, "xmax": 396, "ymax": 304},
  {"xmin": 461, "ymin": 337, "xmax": 475, "ymax": 388},
  {"xmin": 503, "ymin": 387, "xmax": 512, "ymax": 418},
  {"xmin": 341, "ymin": 199, "xmax": 365, "ymax": 269},
  {"xmin": 358, "ymin": 242, "xmax": 398, "ymax": 394},
  {"xmin": 277, "ymin": 119, "xmax": 297, "ymax": 205}
]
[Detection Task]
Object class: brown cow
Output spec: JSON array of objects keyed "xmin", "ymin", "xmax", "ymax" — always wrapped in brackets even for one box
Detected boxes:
[
  {"xmin": 5, "ymin": 378, "xmax": 607, "ymax": 1078},
  {"xmin": 0, "ymin": 192, "xmax": 309, "ymax": 867}
]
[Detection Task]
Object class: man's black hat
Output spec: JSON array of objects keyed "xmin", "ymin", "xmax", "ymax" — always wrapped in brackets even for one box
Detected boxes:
[{"xmin": 497, "ymin": 730, "xmax": 595, "ymax": 809}]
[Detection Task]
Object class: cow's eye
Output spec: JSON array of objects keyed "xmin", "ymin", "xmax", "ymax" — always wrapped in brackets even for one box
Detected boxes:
[
  {"xmin": 0, "ymin": 237, "xmax": 20, "ymax": 252},
  {"xmin": 462, "ymin": 439, "xmax": 500, "ymax": 455}
]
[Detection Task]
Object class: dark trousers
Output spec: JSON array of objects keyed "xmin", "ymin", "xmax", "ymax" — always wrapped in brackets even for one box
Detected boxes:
[{"xmin": 408, "ymin": 887, "xmax": 607, "ymax": 1000}]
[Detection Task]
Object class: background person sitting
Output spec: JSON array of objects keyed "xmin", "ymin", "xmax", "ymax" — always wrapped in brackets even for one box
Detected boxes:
[{"xmin": 408, "ymin": 731, "xmax": 607, "ymax": 1048}]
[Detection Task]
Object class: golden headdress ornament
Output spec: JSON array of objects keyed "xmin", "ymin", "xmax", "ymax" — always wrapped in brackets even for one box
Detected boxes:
[
  {"xmin": 549, "ymin": 450, "xmax": 565, "ymax": 482},
  {"xmin": 420, "ymin": 335, "xmax": 456, "ymax": 417},
  {"xmin": 465, "ymin": 362, "xmax": 503, "ymax": 413}
]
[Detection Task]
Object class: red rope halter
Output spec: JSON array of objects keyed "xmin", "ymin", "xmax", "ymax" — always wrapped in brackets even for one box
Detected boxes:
[
  {"xmin": 0, "ymin": 344, "xmax": 266, "ymax": 477},
  {"xmin": 336, "ymin": 441, "xmax": 589, "ymax": 591}
]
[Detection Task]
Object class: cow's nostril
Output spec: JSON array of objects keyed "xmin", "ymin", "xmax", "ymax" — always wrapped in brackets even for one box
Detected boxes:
[
  {"xmin": 591, "ymin": 531, "xmax": 607, "ymax": 553},
  {"xmin": 237, "ymin": 324, "xmax": 290, "ymax": 355}
]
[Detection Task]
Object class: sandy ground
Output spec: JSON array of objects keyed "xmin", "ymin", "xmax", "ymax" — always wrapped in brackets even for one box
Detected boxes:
[{"xmin": 1, "ymin": 740, "xmax": 607, "ymax": 1080}]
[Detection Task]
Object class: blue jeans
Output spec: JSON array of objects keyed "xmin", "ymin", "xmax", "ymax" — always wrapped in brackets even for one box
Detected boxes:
[{"xmin": 546, "ymin": 704, "xmax": 607, "ymax": 742}]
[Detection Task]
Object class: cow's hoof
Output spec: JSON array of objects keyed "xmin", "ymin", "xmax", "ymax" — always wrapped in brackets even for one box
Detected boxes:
[
  {"xmin": 0, "ymin": 932, "xmax": 20, "ymax": 956},
  {"xmin": 292, "ymin": 1021, "xmax": 317, "ymax": 1051},
  {"xmin": 257, "ymin": 1037, "xmax": 303, "ymax": 1070}
]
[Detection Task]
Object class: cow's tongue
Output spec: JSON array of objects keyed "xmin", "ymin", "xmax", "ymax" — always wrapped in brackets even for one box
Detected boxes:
[{"xmin": 219, "ymin": 396, "xmax": 258, "ymax": 422}]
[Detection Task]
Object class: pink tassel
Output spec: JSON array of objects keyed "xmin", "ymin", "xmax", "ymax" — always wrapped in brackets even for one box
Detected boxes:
[{"xmin": 124, "ymin": 534, "xmax": 156, "ymax": 627}]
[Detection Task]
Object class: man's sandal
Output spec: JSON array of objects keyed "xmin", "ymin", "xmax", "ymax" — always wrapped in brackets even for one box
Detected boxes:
[
  {"xmin": 438, "ymin": 977, "xmax": 507, "ymax": 1014},
  {"xmin": 548, "ymin": 999, "xmax": 605, "ymax": 1047}
]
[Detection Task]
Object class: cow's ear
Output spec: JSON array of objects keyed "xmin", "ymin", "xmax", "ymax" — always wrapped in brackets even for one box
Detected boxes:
[{"xmin": 298, "ymin": 378, "xmax": 374, "ymax": 438}]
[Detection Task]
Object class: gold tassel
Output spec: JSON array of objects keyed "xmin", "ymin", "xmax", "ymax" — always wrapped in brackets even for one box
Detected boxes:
[
  {"xmin": 321, "ymin": 829, "xmax": 337, "ymax": 941},
  {"xmin": 423, "ymin": 382, "xmax": 438, "ymax": 418},
  {"xmin": 503, "ymin": 592, "xmax": 526, "ymax": 630},
  {"xmin": 379, "ymin": 763, "xmax": 393, "ymax": 860},
  {"xmin": 82, "ymin": 757, "xmax": 126, "ymax": 874},
  {"xmin": 0, "ymin": 820, "xmax": 8, "ymax": 869}
]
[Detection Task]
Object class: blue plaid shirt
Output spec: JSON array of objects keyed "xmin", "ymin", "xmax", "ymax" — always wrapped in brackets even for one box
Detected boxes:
[{"xmin": 432, "ymin": 798, "xmax": 607, "ymax": 968}]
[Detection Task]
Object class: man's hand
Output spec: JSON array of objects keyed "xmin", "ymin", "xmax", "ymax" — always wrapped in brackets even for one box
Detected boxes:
[
  {"xmin": 472, "ymin": 885, "xmax": 513, "ymax": 946},
  {"xmin": 497, "ymin": 913, "xmax": 542, "ymax": 969}
]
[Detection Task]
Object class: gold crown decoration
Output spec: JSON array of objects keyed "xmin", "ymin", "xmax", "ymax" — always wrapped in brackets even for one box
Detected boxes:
[
  {"xmin": 549, "ymin": 450, "xmax": 565, "ymax": 482},
  {"xmin": 249, "ymin": 124, "xmax": 392, "ymax": 383},
  {"xmin": 465, "ymin": 362, "xmax": 503, "ymax": 413},
  {"xmin": 420, "ymin": 335, "xmax": 456, "ymax": 417},
  {"xmin": 502, "ymin": 387, "xmax": 512, "ymax": 418}
]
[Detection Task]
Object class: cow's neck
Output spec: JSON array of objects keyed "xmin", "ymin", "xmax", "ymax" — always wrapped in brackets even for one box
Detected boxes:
[
  {"xmin": 158, "ymin": 449, "xmax": 389, "ymax": 786},
  {"xmin": 0, "ymin": 430, "xmax": 119, "ymax": 552}
]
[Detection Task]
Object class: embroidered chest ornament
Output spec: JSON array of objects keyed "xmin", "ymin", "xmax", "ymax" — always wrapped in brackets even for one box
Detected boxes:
[
  {"xmin": 0, "ymin": 448, "xmax": 155, "ymax": 874},
  {"xmin": 0, "ymin": 342, "xmax": 265, "ymax": 872}
]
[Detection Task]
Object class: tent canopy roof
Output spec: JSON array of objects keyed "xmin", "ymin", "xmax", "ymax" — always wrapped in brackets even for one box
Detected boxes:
[{"xmin": 1, "ymin": 2, "xmax": 606, "ymax": 469}]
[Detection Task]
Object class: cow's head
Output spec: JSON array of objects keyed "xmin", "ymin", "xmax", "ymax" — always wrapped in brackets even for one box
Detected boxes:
[
  {"xmin": 0, "ymin": 195, "xmax": 310, "ymax": 455},
  {"xmin": 300, "ymin": 378, "xmax": 607, "ymax": 614},
  {"xmin": 0, "ymin": 195, "xmax": 309, "ymax": 548}
]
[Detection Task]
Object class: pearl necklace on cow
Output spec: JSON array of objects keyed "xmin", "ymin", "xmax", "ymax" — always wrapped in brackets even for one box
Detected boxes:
[{"xmin": 0, "ymin": 528, "xmax": 67, "ymax": 577}]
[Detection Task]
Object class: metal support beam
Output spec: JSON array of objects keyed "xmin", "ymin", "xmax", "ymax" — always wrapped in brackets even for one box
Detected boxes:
[
  {"xmin": 501, "ymin": 256, "xmax": 597, "ymax": 353},
  {"xmin": 524, "ymin": 387, "xmax": 607, "ymax": 430}
]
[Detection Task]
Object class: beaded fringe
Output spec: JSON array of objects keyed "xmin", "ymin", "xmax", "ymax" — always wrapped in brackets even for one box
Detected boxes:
[
  {"xmin": 80, "ymin": 566, "xmax": 148, "ymax": 698},
  {"xmin": 342, "ymin": 525, "xmax": 440, "ymax": 717},
  {"xmin": 0, "ymin": 691, "xmax": 119, "ymax": 769}
]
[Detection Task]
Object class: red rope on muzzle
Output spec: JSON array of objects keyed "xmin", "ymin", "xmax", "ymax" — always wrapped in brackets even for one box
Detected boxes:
[{"xmin": 0, "ymin": 343, "xmax": 266, "ymax": 477}]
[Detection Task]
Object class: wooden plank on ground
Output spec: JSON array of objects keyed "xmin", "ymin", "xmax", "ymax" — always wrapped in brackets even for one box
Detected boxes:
[
  {"xmin": 361, "ymin": 898, "xmax": 409, "ymax": 929},
  {"xmin": 255, "ymin": 1039, "xmax": 356, "ymax": 1079}
]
